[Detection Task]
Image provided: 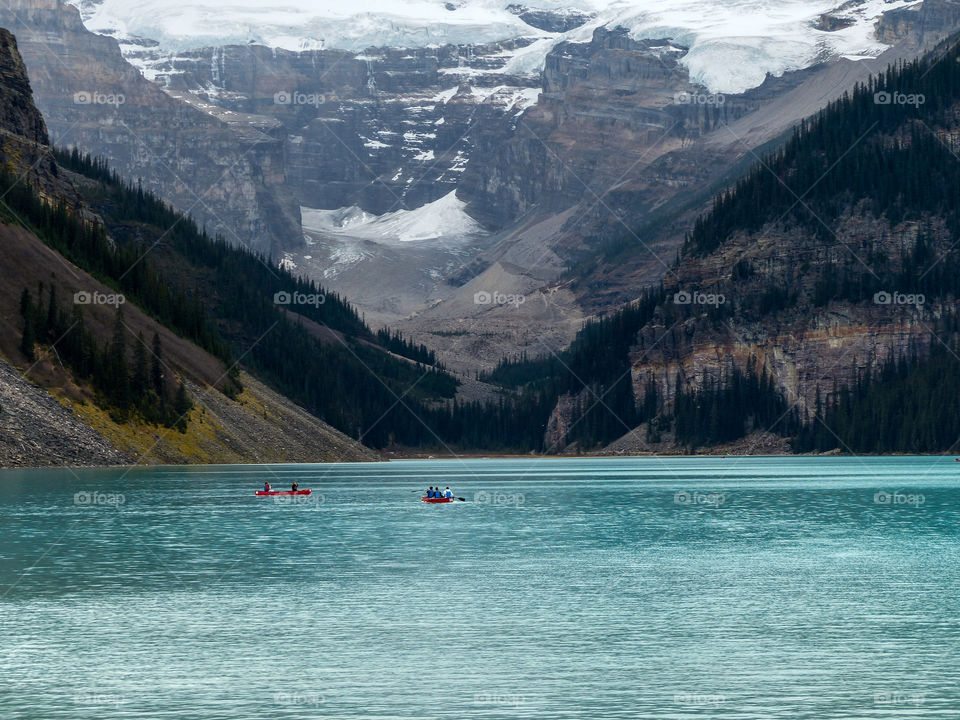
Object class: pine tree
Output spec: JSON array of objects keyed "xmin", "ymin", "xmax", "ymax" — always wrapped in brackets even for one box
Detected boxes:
[
  {"xmin": 45, "ymin": 283, "xmax": 58, "ymax": 340},
  {"xmin": 132, "ymin": 332, "xmax": 149, "ymax": 399},
  {"xmin": 108, "ymin": 308, "xmax": 130, "ymax": 410},
  {"xmin": 151, "ymin": 332, "xmax": 165, "ymax": 399},
  {"xmin": 173, "ymin": 379, "xmax": 193, "ymax": 432}
]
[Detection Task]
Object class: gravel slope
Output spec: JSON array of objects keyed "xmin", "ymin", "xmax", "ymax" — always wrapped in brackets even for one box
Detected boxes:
[{"xmin": 0, "ymin": 357, "xmax": 131, "ymax": 468}]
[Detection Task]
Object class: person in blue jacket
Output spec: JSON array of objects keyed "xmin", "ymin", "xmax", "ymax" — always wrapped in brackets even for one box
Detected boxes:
[{"xmin": 444, "ymin": 487, "xmax": 453, "ymax": 499}]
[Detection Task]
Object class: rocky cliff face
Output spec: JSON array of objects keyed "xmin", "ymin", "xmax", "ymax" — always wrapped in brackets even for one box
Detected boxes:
[
  {"xmin": 0, "ymin": 28, "xmax": 46, "ymax": 146},
  {"xmin": 458, "ymin": 2, "xmax": 960, "ymax": 265},
  {"xmin": 123, "ymin": 37, "xmax": 541, "ymax": 216},
  {"xmin": 0, "ymin": 27, "xmax": 63, "ymax": 193},
  {"xmin": 629, "ymin": 214, "xmax": 947, "ymax": 425},
  {"xmin": 458, "ymin": 27, "xmax": 812, "ymax": 232},
  {"xmin": 0, "ymin": 0, "xmax": 300, "ymax": 256},
  {"xmin": 877, "ymin": 0, "xmax": 960, "ymax": 44}
]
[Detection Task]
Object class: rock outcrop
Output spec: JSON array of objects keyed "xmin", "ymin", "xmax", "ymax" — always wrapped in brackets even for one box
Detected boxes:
[
  {"xmin": 127, "ymin": 37, "xmax": 541, "ymax": 216},
  {"xmin": 458, "ymin": 27, "xmax": 810, "ymax": 232},
  {"xmin": 0, "ymin": 27, "xmax": 64, "ymax": 195},
  {"xmin": 630, "ymin": 212, "xmax": 952, "ymax": 421},
  {"xmin": 0, "ymin": 28, "xmax": 46, "ymax": 145},
  {"xmin": 0, "ymin": 0, "xmax": 301, "ymax": 256}
]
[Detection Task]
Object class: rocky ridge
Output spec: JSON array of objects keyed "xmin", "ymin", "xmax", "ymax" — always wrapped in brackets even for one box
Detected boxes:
[{"xmin": 0, "ymin": 0, "xmax": 301, "ymax": 256}]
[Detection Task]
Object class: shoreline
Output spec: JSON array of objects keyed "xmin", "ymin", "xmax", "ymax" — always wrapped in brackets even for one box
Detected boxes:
[{"xmin": 2, "ymin": 451, "xmax": 959, "ymax": 471}]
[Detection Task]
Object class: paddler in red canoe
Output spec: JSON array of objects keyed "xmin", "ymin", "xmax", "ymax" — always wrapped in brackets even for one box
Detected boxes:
[
  {"xmin": 291, "ymin": 481, "xmax": 299, "ymax": 492},
  {"xmin": 263, "ymin": 481, "xmax": 271, "ymax": 492}
]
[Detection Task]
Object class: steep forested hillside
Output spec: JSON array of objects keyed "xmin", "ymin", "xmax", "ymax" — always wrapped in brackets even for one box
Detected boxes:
[
  {"xmin": 481, "ymin": 32, "xmax": 960, "ymax": 454},
  {"xmin": 5, "ymin": 149, "xmax": 460, "ymax": 447}
]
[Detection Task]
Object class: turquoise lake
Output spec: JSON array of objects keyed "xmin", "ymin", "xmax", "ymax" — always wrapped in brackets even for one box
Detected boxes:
[{"xmin": 1, "ymin": 456, "xmax": 958, "ymax": 719}]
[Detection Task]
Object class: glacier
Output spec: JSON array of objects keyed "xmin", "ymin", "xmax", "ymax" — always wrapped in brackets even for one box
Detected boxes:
[
  {"xmin": 69, "ymin": 0, "xmax": 922, "ymax": 94},
  {"xmin": 301, "ymin": 191, "xmax": 486, "ymax": 245}
]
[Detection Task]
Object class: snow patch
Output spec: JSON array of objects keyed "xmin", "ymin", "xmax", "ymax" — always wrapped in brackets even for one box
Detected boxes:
[
  {"xmin": 301, "ymin": 191, "xmax": 485, "ymax": 245},
  {"xmin": 432, "ymin": 86, "xmax": 460, "ymax": 104}
]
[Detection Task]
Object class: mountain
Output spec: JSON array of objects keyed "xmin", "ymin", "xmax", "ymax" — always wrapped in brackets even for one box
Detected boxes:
[
  {"xmin": 395, "ymin": 2, "xmax": 960, "ymax": 373},
  {"xmin": 11, "ymin": 0, "xmax": 950, "ymax": 373},
  {"xmin": 0, "ymin": 25, "xmax": 452, "ymax": 465},
  {"xmin": 10, "ymin": 0, "xmax": 960, "ymax": 458},
  {"xmin": 480, "ymin": 27, "xmax": 960, "ymax": 454},
  {"xmin": 0, "ymin": 0, "xmax": 301, "ymax": 256}
]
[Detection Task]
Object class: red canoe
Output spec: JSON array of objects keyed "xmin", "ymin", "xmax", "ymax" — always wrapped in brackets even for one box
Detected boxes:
[
  {"xmin": 421, "ymin": 497, "xmax": 453, "ymax": 503},
  {"xmin": 255, "ymin": 489, "xmax": 312, "ymax": 496}
]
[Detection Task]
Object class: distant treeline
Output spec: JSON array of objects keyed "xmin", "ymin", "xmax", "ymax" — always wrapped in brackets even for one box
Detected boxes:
[
  {"xmin": 376, "ymin": 328, "xmax": 440, "ymax": 367},
  {"xmin": 793, "ymin": 340, "xmax": 960, "ymax": 453},
  {"xmin": 480, "ymin": 288, "xmax": 663, "ymax": 449}
]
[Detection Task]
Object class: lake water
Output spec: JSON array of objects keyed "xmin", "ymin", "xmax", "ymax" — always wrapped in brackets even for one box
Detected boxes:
[{"xmin": 1, "ymin": 457, "xmax": 958, "ymax": 719}]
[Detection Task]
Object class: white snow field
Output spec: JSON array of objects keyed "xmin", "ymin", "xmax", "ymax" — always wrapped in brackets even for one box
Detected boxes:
[
  {"xmin": 301, "ymin": 191, "xmax": 486, "ymax": 245},
  {"xmin": 70, "ymin": 0, "xmax": 922, "ymax": 93}
]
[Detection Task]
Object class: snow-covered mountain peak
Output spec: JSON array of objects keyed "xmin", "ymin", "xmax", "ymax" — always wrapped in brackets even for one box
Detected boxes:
[{"xmin": 68, "ymin": 0, "xmax": 921, "ymax": 93}]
